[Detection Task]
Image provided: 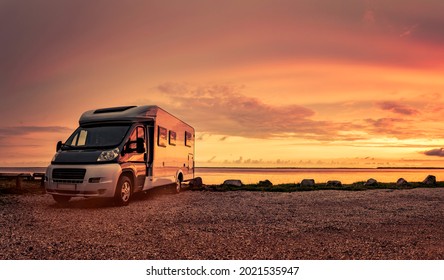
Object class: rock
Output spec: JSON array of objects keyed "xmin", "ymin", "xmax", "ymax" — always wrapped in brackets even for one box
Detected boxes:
[
  {"xmin": 422, "ymin": 175, "xmax": 436, "ymax": 186},
  {"xmin": 189, "ymin": 177, "xmax": 203, "ymax": 189},
  {"xmin": 222, "ymin": 179, "xmax": 243, "ymax": 187},
  {"xmin": 396, "ymin": 178, "xmax": 410, "ymax": 187},
  {"xmin": 364, "ymin": 178, "xmax": 378, "ymax": 186},
  {"xmin": 326, "ymin": 180, "xmax": 342, "ymax": 187},
  {"xmin": 258, "ymin": 179, "xmax": 273, "ymax": 187},
  {"xmin": 300, "ymin": 179, "xmax": 315, "ymax": 187}
]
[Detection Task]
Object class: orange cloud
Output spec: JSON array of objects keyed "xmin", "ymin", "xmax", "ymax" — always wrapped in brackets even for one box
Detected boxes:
[
  {"xmin": 154, "ymin": 82, "xmax": 368, "ymax": 141},
  {"xmin": 0, "ymin": 126, "xmax": 71, "ymax": 136},
  {"xmin": 376, "ymin": 101, "xmax": 419, "ymax": 116}
]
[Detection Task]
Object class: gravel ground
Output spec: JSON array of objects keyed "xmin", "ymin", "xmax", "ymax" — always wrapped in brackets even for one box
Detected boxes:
[{"xmin": 0, "ymin": 188, "xmax": 443, "ymax": 260}]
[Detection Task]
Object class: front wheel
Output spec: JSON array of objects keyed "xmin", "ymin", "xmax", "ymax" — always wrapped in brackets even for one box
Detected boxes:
[{"xmin": 114, "ymin": 175, "xmax": 132, "ymax": 206}]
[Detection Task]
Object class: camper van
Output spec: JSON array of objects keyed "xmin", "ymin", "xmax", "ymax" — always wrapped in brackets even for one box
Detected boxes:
[{"xmin": 45, "ymin": 105, "xmax": 195, "ymax": 206}]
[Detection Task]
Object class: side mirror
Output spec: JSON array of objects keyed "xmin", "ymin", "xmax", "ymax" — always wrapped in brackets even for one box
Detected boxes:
[
  {"xmin": 136, "ymin": 138, "xmax": 145, "ymax": 153},
  {"xmin": 56, "ymin": 141, "xmax": 63, "ymax": 152}
]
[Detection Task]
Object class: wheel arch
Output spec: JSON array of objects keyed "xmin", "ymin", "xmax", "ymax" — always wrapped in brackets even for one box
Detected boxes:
[
  {"xmin": 176, "ymin": 170, "xmax": 184, "ymax": 183},
  {"xmin": 120, "ymin": 169, "xmax": 136, "ymax": 192}
]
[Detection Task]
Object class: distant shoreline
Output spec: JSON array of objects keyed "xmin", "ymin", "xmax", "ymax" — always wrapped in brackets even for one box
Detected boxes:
[
  {"xmin": 2, "ymin": 166, "xmax": 444, "ymax": 172},
  {"xmin": 196, "ymin": 166, "xmax": 444, "ymax": 170}
]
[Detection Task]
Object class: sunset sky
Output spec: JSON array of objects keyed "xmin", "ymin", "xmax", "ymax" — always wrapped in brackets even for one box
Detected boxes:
[{"xmin": 2, "ymin": 0, "xmax": 444, "ymax": 167}]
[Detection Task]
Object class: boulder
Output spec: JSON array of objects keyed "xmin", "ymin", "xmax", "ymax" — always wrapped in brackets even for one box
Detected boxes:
[
  {"xmin": 300, "ymin": 179, "xmax": 315, "ymax": 187},
  {"xmin": 258, "ymin": 179, "xmax": 273, "ymax": 187},
  {"xmin": 422, "ymin": 175, "xmax": 436, "ymax": 186},
  {"xmin": 364, "ymin": 178, "xmax": 378, "ymax": 186},
  {"xmin": 189, "ymin": 177, "xmax": 203, "ymax": 188},
  {"xmin": 223, "ymin": 179, "xmax": 243, "ymax": 187},
  {"xmin": 396, "ymin": 178, "xmax": 410, "ymax": 187},
  {"xmin": 326, "ymin": 180, "xmax": 342, "ymax": 187}
]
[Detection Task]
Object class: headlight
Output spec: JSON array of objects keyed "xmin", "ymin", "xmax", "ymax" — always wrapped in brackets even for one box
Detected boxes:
[{"xmin": 97, "ymin": 148, "xmax": 120, "ymax": 162}]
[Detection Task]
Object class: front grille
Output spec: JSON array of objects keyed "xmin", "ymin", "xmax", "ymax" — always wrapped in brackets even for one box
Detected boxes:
[
  {"xmin": 46, "ymin": 189, "xmax": 99, "ymax": 195},
  {"xmin": 53, "ymin": 179, "xmax": 84, "ymax": 184},
  {"xmin": 52, "ymin": 168, "xmax": 86, "ymax": 184}
]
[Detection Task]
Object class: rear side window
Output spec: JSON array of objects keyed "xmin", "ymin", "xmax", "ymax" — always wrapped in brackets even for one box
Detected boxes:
[
  {"xmin": 185, "ymin": 131, "xmax": 193, "ymax": 147},
  {"xmin": 158, "ymin": 126, "xmax": 167, "ymax": 147},
  {"xmin": 169, "ymin": 131, "xmax": 176, "ymax": 146}
]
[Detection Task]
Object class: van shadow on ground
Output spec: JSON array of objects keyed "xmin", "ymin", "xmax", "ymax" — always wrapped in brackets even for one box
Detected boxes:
[{"xmin": 47, "ymin": 184, "xmax": 187, "ymax": 209}]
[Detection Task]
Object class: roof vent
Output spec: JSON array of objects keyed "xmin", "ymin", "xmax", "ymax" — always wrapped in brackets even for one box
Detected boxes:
[{"xmin": 93, "ymin": 106, "xmax": 136, "ymax": 114}]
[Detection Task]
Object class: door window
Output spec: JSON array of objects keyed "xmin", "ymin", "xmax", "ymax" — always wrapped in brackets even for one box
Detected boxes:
[{"xmin": 127, "ymin": 126, "xmax": 146, "ymax": 162}]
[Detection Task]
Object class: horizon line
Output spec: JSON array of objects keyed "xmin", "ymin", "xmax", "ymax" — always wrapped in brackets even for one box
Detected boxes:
[{"xmin": 2, "ymin": 166, "xmax": 444, "ymax": 170}]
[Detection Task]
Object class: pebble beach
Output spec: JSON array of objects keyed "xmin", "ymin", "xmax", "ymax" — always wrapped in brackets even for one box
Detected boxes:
[{"xmin": 0, "ymin": 185, "xmax": 443, "ymax": 260}]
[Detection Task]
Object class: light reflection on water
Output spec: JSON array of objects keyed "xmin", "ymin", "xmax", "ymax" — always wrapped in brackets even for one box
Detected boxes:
[{"xmin": 195, "ymin": 168, "xmax": 444, "ymax": 185}]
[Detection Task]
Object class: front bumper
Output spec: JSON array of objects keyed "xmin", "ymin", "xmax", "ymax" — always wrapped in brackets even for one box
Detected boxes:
[{"xmin": 45, "ymin": 164, "xmax": 122, "ymax": 198}]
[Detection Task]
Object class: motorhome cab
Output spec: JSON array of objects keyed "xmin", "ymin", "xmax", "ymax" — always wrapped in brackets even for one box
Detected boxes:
[{"xmin": 45, "ymin": 105, "xmax": 195, "ymax": 206}]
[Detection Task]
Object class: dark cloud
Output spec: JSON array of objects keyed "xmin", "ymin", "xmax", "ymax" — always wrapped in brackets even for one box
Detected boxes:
[
  {"xmin": 371, "ymin": 0, "xmax": 444, "ymax": 44},
  {"xmin": 423, "ymin": 148, "xmax": 444, "ymax": 157},
  {"xmin": 377, "ymin": 101, "xmax": 419, "ymax": 115},
  {"xmin": 412, "ymin": 18, "xmax": 444, "ymax": 44},
  {"xmin": 0, "ymin": 126, "xmax": 71, "ymax": 136}
]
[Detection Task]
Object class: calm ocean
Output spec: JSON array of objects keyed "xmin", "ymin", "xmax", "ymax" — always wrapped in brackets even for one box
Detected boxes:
[{"xmin": 2, "ymin": 166, "xmax": 443, "ymax": 185}]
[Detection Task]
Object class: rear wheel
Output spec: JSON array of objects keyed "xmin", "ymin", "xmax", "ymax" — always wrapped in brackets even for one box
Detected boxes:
[
  {"xmin": 114, "ymin": 175, "xmax": 132, "ymax": 206},
  {"xmin": 52, "ymin": 195, "xmax": 71, "ymax": 205}
]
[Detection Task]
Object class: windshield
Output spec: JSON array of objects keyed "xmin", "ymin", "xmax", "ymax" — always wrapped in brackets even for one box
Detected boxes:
[{"xmin": 64, "ymin": 125, "xmax": 130, "ymax": 149}]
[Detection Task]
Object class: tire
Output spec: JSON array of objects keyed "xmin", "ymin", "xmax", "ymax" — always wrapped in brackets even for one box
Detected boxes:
[
  {"xmin": 114, "ymin": 175, "xmax": 132, "ymax": 206},
  {"xmin": 52, "ymin": 194, "xmax": 71, "ymax": 205}
]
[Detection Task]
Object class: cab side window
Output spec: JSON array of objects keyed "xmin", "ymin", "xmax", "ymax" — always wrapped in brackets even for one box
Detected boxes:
[
  {"xmin": 128, "ymin": 126, "xmax": 146, "ymax": 151},
  {"xmin": 137, "ymin": 126, "xmax": 146, "ymax": 151},
  {"xmin": 128, "ymin": 129, "xmax": 137, "ymax": 150},
  {"xmin": 126, "ymin": 126, "xmax": 146, "ymax": 162}
]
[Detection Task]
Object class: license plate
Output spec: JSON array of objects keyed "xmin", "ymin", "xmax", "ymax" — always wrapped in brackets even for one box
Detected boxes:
[{"xmin": 57, "ymin": 184, "xmax": 76, "ymax": 190}]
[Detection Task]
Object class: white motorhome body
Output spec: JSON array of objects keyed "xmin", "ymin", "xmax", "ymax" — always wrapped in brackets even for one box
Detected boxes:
[{"xmin": 45, "ymin": 105, "xmax": 195, "ymax": 205}]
